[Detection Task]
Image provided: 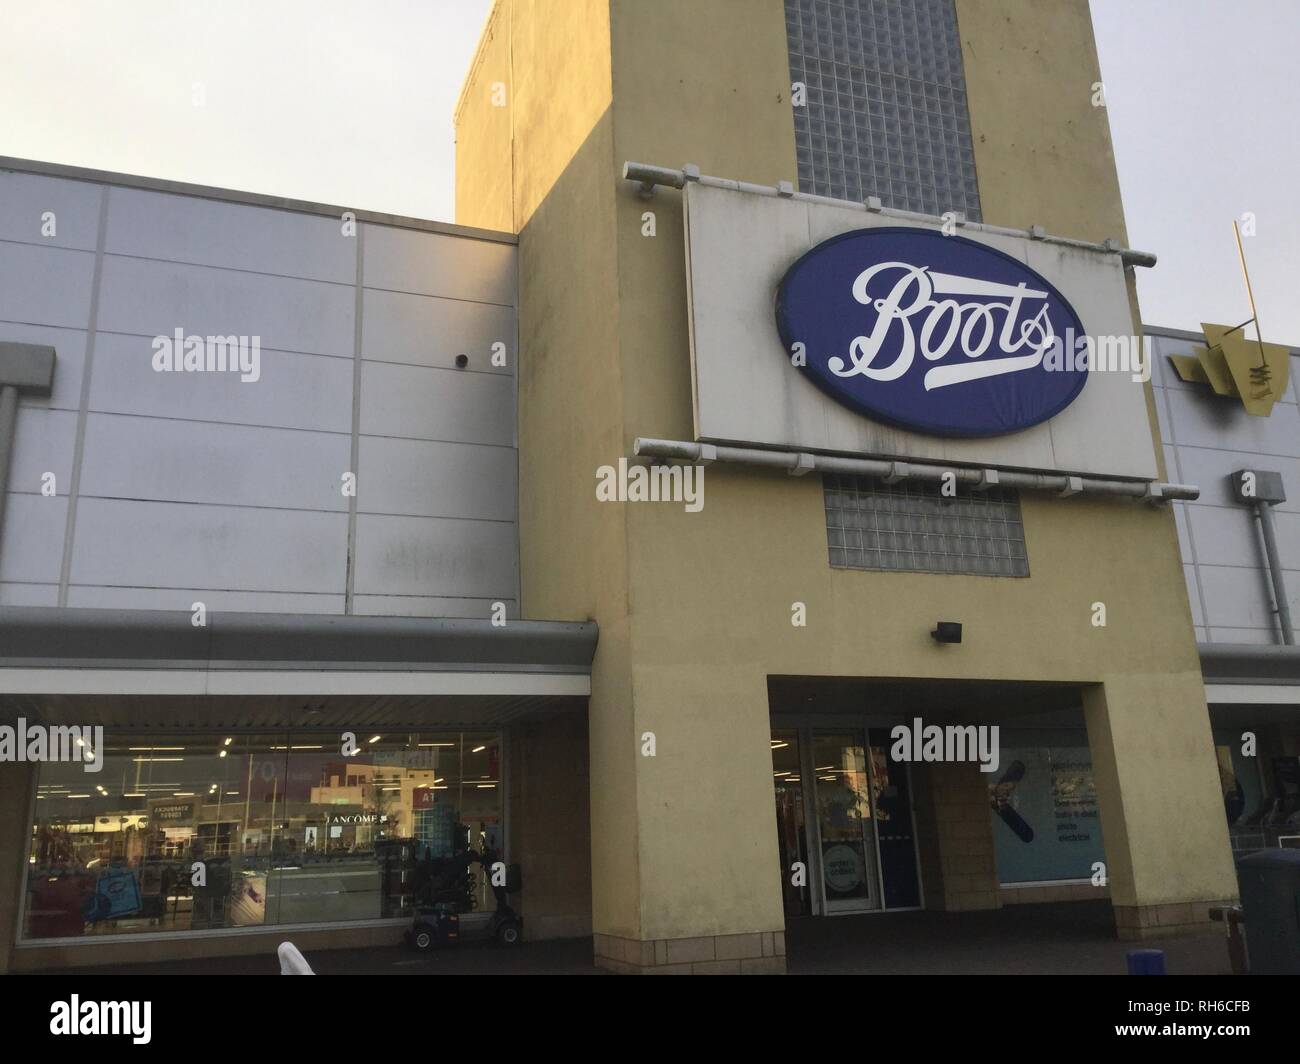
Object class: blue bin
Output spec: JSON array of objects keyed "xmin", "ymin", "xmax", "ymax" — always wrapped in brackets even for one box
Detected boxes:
[{"xmin": 1127, "ymin": 949, "xmax": 1166, "ymax": 975}]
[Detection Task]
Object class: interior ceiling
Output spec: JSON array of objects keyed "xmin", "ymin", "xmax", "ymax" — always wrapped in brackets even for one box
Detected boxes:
[
  {"xmin": 0, "ymin": 693, "xmax": 587, "ymax": 732},
  {"xmin": 767, "ymin": 675, "xmax": 1088, "ymax": 723}
]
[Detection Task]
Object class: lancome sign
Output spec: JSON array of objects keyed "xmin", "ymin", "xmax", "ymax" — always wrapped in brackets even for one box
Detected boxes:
[
  {"xmin": 775, "ymin": 228, "xmax": 1087, "ymax": 437},
  {"xmin": 682, "ymin": 182, "xmax": 1157, "ymax": 480}
]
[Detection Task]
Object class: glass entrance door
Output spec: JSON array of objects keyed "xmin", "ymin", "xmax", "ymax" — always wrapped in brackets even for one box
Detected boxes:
[
  {"xmin": 811, "ymin": 731, "xmax": 878, "ymax": 913},
  {"xmin": 771, "ymin": 722, "xmax": 920, "ymax": 915}
]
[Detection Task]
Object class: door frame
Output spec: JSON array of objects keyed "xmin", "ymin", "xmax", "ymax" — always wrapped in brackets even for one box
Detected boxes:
[
  {"xmin": 806, "ymin": 726, "xmax": 879, "ymax": 914},
  {"xmin": 773, "ymin": 713, "xmax": 926, "ymax": 916}
]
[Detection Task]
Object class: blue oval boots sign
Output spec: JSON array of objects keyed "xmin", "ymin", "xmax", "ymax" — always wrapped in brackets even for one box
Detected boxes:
[{"xmin": 775, "ymin": 227, "xmax": 1088, "ymax": 437}]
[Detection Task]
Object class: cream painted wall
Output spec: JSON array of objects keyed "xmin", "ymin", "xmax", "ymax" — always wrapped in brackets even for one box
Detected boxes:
[
  {"xmin": 1083, "ymin": 675, "xmax": 1232, "ymax": 910},
  {"xmin": 608, "ymin": 0, "xmax": 799, "ymax": 943},
  {"xmin": 955, "ymin": 0, "xmax": 1235, "ymax": 915},
  {"xmin": 953, "ymin": 0, "xmax": 1128, "ymax": 244},
  {"xmin": 455, "ymin": 0, "xmax": 616, "ymax": 233},
  {"xmin": 509, "ymin": 711, "xmax": 593, "ymax": 938},
  {"xmin": 457, "ymin": 0, "xmax": 1239, "ymax": 946},
  {"xmin": 456, "ymin": 0, "xmax": 647, "ymax": 939},
  {"xmin": 605, "ymin": 0, "xmax": 1233, "ymax": 932},
  {"xmin": 454, "ymin": 3, "xmax": 514, "ymax": 233}
]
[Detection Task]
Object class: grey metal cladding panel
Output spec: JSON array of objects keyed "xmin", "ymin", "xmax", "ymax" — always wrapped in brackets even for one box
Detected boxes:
[
  {"xmin": 1174, "ymin": 446, "xmax": 1300, "ymax": 514},
  {"xmin": 362, "ymin": 223, "xmax": 516, "ymax": 306},
  {"xmin": 1198, "ymin": 563, "xmax": 1281, "ymax": 631},
  {"xmin": 1275, "ymin": 509, "xmax": 1300, "ymax": 569},
  {"xmin": 1205, "ymin": 626, "xmax": 1272, "ymax": 646},
  {"xmin": 88, "ymin": 332, "xmax": 353, "ymax": 433},
  {"xmin": 8, "ymin": 408, "xmax": 77, "ymax": 494},
  {"xmin": 362, "ymin": 288, "xmax": 515, "ymax": 374},
  {"xmin": 357, "ymin": 437, "xmax": 516, "ymax": 521},
  {"xmin": 78, "ymin": 414, "xmax": 351, "ymax": 512},
  {"xmin": 1172, "ymin": 501, "xmax": 1192, "ymax": 559},
  {"xmin": 1147, "ymin": 333, "xmax": 1207, "ymax": 396},
  {"xmin": 1147, "ymin": 334, "xmax": 1183, "ymax": 389},
  {"xmin": 351, "ymin": 595, "xmax": 517, "ymax": 620},
  {"xmin": 1155, "ymin": 386, "xmax": 1174, "ymax": 446},
  {"xmin": 0, "ymin": 241, "xmax": 95, "ymax": 329},
  {"xmin": 5, "ymin": 324, "xmax": 87, "ymax": 411},
  {"xmin": 1147, "ymin": 335, "xmax": 1184, "ymax": 389},
  {"xmin": 1166, "ymin": 387, "xmax": 1300, "ymax": 457},
  {"xmin": 105, "ymin": 186, "xmax": 355, "ymax": 283},
  {"xmin": 0, "ymin": 171, "xmax": 101, "ymax": 250},
  {"xmin": 1186, "ymin": 504, "xmax": 1265, "ymax": 568},
  {"xmin": 96, "ymin": 254, "xmax": 354, "ymax": 357},
  {"xmin": 68, "ymin": 498, "xmax": 348, "ymax": 594},
  {"xmin": 66, "ymin": 585, "xmax": 345, "ymax": 614},
  {"xmin": 0, "ymin": 495, "xmax": 67, "ymax": 582},
  {"xmin": 1162, "ymin": 444, "xmax": 1179, "ymax": 483},
  {"xmin": 1183, "ymin": 563, "xmax": 1204, "ymax": 627},
  {"xmin": 359, "ymin": 361, "xmax": 513, "ymax": 445},
  {"xmin": 352, "ymin": 513, "xmax": 518, "ymax": 599},
  {"xmin": 0, "ymin": 582, "xmax": 58, "ymax": 606}
]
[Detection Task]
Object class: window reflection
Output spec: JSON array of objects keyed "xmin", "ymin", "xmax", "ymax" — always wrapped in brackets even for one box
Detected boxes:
[{"xmin": 24, "ymin": 731, "xmax": 503, "ymax": 940}]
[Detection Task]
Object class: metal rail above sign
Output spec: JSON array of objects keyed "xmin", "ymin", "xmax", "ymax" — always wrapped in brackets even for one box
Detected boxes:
[{"xmin": 625, "ymin": 161, "xmax": 1166, "ymax": 486}]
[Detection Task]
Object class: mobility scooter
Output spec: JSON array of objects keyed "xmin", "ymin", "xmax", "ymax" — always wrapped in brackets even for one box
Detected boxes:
[{"xmin": 405, "ymin": 840, "xmax": 522, "ymax": 951}]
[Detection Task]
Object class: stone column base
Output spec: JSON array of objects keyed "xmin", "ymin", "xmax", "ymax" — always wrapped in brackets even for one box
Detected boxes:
[
  {"xmin": 1113, "ymin": 899, "xmax": 1238, "ymax": 940},
  {"xmin": 594, "ymin": 931, "xmax": 786, "ymax": 974}
]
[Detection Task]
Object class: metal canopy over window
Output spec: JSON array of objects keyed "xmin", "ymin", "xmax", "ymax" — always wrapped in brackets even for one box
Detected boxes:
[{"xmin": 0, "ymin": 607, "xmax": 598, "ymax": 712}]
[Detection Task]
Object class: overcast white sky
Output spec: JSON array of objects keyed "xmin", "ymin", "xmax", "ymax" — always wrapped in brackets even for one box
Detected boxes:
[
  {"xmin": 0, "ymin": 0, "xmax": 1294, "ymax": 341},
  {"xmin": 1091, "ymin": 0, "xmax": 1298, "ymax": 342}
]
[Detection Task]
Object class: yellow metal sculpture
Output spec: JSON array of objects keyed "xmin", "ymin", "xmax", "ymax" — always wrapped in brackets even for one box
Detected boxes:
[{"xmin": 1167, "ymin": 222, "xmax": 1290, "ymax": 417}]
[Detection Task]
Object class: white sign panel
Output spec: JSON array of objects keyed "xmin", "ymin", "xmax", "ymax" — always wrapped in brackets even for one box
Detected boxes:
[{"xmin": 683, "ymin": 183, "xmax": 1158, "ymax": 480}]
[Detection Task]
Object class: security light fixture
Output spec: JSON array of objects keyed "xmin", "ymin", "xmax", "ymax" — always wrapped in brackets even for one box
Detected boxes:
[{"xmin": 931, "ymin": 622, "xmax": 962, "ymax": 644}]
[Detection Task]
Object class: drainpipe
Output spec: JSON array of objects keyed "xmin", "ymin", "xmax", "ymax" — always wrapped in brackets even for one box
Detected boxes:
[
  {"xmin": 1229, "ymin": 469, "xmax": 1294, "ymax": 646},
  {"xmin": 0, "ymin": 344, "xmax": 57, "ymax": 562},
  {"xmin": 1252, "ymin": 500, "xmax": 1295, "ymax": 645}
]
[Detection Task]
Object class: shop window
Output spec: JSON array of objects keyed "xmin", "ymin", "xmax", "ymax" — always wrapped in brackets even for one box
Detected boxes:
[
  {"xmin": 22, "ymin": 731, "xmax": 503, "ymax": 942},
  {"xmin": 1215, "ymin": 737, "xmax": 1296, "ymax": 856},
  {"xmin": 785, "ymin": 0, "xmax": 982, "ymax": 220},
  {"xmin": 989, "ymin": 745, "xmax": 1104, "ymax": 884},
  {"xmin": 824, "ymin": 473, "xmax": 1029, "ymax": 577}
]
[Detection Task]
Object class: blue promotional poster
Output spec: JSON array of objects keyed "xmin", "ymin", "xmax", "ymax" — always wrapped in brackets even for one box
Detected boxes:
[{"xmin": 990, "ymin": 747, "xmax": 1106, "ymax": 884}]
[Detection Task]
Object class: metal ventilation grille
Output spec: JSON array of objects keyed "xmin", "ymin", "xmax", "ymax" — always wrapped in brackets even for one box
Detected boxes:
[
  {"xmin": 785, "ymin": 0, "xmax": 982, "ymax": 220},
  {"xmin": 824, "ymin": 474, "xmax": 1029, "ymax": 576}
]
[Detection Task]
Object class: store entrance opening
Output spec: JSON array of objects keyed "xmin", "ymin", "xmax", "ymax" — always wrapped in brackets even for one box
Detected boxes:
[{"xmin": 772, "ymin": 726, "xmax": 921, "ymax": 917}]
